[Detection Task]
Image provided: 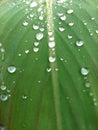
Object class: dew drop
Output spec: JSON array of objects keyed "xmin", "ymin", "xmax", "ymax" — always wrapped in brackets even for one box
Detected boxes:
[
  {"xmin": 30, "ymin": 2, "xmax": 38, "ymax": 8},
  {"xmin": 48, "ymin": 31, "xmax": 53, "ymax": 36},
  {"xmin": 48, "ymin": 41, "xmax": 55, "ymax": 48},
  {"xmin": 59, "ymin": 27, "xmax": 65, "ymax": 32},
  {"xmin": 0, "ymin": 94, "xmax": 8, "ymax": 101},
  {"xmin": 0, "ymin": 85, "xmax": 6, "ymax": 91},
  {"xmin": 81, "ymin": 67, "xmax": 89, "ymax": 76},
  {"xmin": 46, "ymin": 67, "xmax": 51, "ymax": 72},
  {"xmin": 30, "ymin": 13, "xmax": 34, "ymax": 18},
  {"xmin": 67, "ymin": 9, "xmax": 74, "ymax": 14},
  {"xmin": 49, "ymin": 56, "xmax": 56, "ymax": 63},
  {"xmin": 68, "ymin": 35, "xmax": 72, "ymax": 39},
  {"xmin": 95, "ymin": 30, "xmax": 98, "ymax": 34},
  {"xmin": 22, "ymin": 95, "xmax": 27, "ymax": 100},
  {"xmin": 39, "ymin": 15, "xmax": 44, "ymax": 20},
  {"xmin": 0, "ymin": 48, "xmax": 5, "ymax": 52},
  {"xmin": 23, "ymin": 21, "xmax": 28, "ymax": 27},
  {"xmin": 34, "ymin": 42, "xmax": 39, "ymax": 46},
  {"xmin": 60, "ymin": 15, "xmax": 66, "ymax": 21},
  {"xmin": 85, "ymin": 82, "xmax": 90, "ymax": 88},
  {"xmin": 76, "ymin": 40, "xmax": 84, "ymax": 47},
  {"xmin": 0, "ymin": 42, "xmax": 2, "ymax": 47},
  {"xmin": 25, "ymin": 50, "xmax": 29, "ymax": 54},
  {"xmin": 33, "ymin": 24, "xmax": 39, "ymax": 30},
  {"xmin": 33, "ymin": 47, "xmax": 39, "ymax": 52},
  {"xmin": 7, "ymin": 66, "xmax": 16, "ymax": 73},
  {"xmin": 69, "ymin": 22, "xmax": 74, "ymax": 26},
  {"xmin": 36, "ymin": 33, "xmax": 43, "ymax": 40}
]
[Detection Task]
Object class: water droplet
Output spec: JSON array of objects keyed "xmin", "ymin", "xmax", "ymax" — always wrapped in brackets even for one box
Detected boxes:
[
  {"xmin": 67, "ymin": 9, "xmax": 74, "ymax": 14},
  {"xmin": 23, "ymin": 21, "xmax": 28, "ymax": 27},
  {"xmin": 0, "ymin": 85, "xmax": 6, "ymax": 91},
  {"xmin": 30, "ymin": 13, "xmax": 34, "ymax": 18},
  {"xmin": 34, "ymin": 42, "xmax": 39, "ymax": 46},
  {"xmin": 60, "ymin": 15, "xmax": 66, "ymax": 21},
  {"xmin": 81, "ymin": 67, "xmax": 89, "ymax": 76},
  {"xmin": 48, "ymin": 41, "xmax": 55, "ymax": 48},
  {"xmin": 39, "ymin": 28, "xmax": 44, "ymax": 32},
  {"xmin": 0, "ymin": 48, "xmax": 5, "ymax": 52},
  {"xmin": 91, "ymin": 17, "xmax": 95, "ymax": 20},
  {"xmin": 22, "ymin": 95, "xmax": 27, "ymax": 100},
  {"xmin": 25, "ymin": 50, "xmax": 29, "ymax": 54},
  {"xmin": 59, "ymin": 27, "xmax": 65, "ymax": 32},
  {"xmin": 33, "ymin": 24, "xmax": 39, "ymax": 30},
  {"xmin": 30, "ymin": 2, "xmax": 38, "ymax": 8},
  {"xmin": 0, "ymin": 94, "xmax": 8, "ymax": 101},
  {"xmin": 18, "ymin": 53, "xmax": 22, "ymax": 56},
  {"xmin": 7, "ymin": 66, "xmax": 16, "ymax": 74},
  {"xmin": 49, "ymin": 36, "xmax": 54, "ymax": 41},
  {"xmin": 89, "ymin": 92, "xmax": 93, "ymax": 96},
  {"xmin": 39, "ymin": 15, "xmax": 44, "ymax": 20},
  {"xmin": 36, "ymin": 33, "xmax": 43, "ymax": 40},
  {"xmin": 95, "ymin": 30, "xmax": 98, "ymax": 34},
  {"xmin": 85, "ymin": 82, "xmax": 90, "ymax": 88},
  {"xmin": 33, "ymin": 47, "xmax": 39, "ymax": 52},
  {"xmin": 68, "ymin": 35, "xmax": 72, "ymax": 39},
  {"xmin": 76, "ymin": 40, "xmax": 84, "ymax": 47},
  {"xmin": 48, "ymin": 31, "xmax": 53, "ymax": 36},
  {"xmin": 49, "ymin": 56, "xmax": 56, "ymax": 63},
  {"xmin": 69, "ymin": 22, "xmax": 74, "ymax": 26},
  {"xmin": 46, "ymin": 67, "xmax": 51, "ymax": 72},
  {"xmin": 0, "ymin": 42, "xmax": 2, "ymax": 47}
]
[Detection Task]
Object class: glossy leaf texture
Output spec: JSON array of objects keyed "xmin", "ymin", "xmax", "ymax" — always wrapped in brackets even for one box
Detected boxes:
[{"xmin": 0, "ymin": 0, "xmax": 98, "ymax": 130}]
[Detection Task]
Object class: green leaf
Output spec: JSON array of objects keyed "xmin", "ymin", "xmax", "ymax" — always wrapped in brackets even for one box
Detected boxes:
[{"xmin": 0, "ymin": 0, "xmax": 98, "ymax": 130}]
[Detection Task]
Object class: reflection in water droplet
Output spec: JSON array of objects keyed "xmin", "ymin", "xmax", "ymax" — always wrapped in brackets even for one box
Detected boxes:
[
  {"xmin": 81, "ymin": 67, "xmax": 89, "ymax": 76},
  {"xmin": 23, "ymin": 21, "xmax": 28, "ymax": 27},
  {"xmin": 36, "ymin": 33, "xmax": 43, "ymax": 40},
  {"xmin": 67, "ymin": 9, "xmax": 74, "ymax": 14},
  {"xmin": 7, "ymin": 66, "xmax": 16, "ymax": 73},
  {"xmin": 0, "ymin": 94, "xmax": 8, "ymax": 101},
  {"xmin": 49, "ymin": 56, "xmax": 56, "ymax": 63},
  {"xmin": 68, "ymin": 35, "xmax": 72, "ymax": 39},
  {"xmin": 30, "ymin": 2, "xmax": 38, "ymax": 8},
  {"xmin": 76, "ymin": 40, "xmax": 84, "ymax": 46}
]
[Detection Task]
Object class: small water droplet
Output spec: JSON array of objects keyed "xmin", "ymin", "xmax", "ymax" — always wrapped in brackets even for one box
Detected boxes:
[
  {"xmin": 36, "ymin": 33, "xmax": 43, "ymax": 40},
  {"xmin": 68, "ymin": 35, "xmax": 72, "ymax": 39},
  {"xmin": 60, "ymin": 15, "xmax": 66, "ymax": 21},
  {"xmin": 91, "ymin": 17, "xmax": 95, "ymax": 20},
  {"xmin": 30, "ymin": 13, "xmax": 34, "ymax": 18},
  {"xmin": 30, "ymin": 2, "xmax": 38, "ymax": 8},
  {"xmin": 0, "ymin": 48, "xmax": 5, "ymax": 52},
  {"xmin": 59, "ymin": 27, "xmax": 65, "ymax": 32},
  {"xmin": 7, "ymin": 66, "xmax": 16, "ymax": 74},
  {"xmin": 49, "ymin": 36, "xmax": 54, "ymax": 41},
  {"xmin": 23, "ymin": 21, "xmax": 28, "ymax": 27},
  {"xmin": 25, "ymin": 50, "xmax": 29, "ymax": 54},
  {"xmin": 0, "ymin": 42, "xmax": 2, "ymax": 47},
  {"xmin": 69, "ymin": 22, "xmax": 74, "ymax": 26},
  {"xmin": 85, "ymin": 82, "xmax": 90, "ymax": 88},
  {"xmin": 48, "ymin": 41, "xmax": 55, "ymax": 48},
  {"xmin": 81, "ymin": 67, "xmax": 89, "ymax": 76},
  {"xmin": 0, "ymin": 94, "xmax": 8, "ymax": 101},
  {"xmin": 95, "ymin": 30, "xmax": 98, "ymax": 34},
  {"xmin": 33, "ymin": 47, "xmax": 39, "ymax": 52},
  {"xmin": 33, "ymin": 24, "xmax": 39, "ymax": 30},
  {"xmin": 18, "ymin": 53, "xmax": 22, "ymax": 56},
  {"xmin": 46, "ymin": 67, "xmax": 51, "ymax": 72},
  {"xmin": 67, "ymin": 9, "xmax": 74, "ymax": 14},
  {"xmin": 76, "ymin": 40, "xmax": 84, "ymax": 47},
  {"xmin": 34, "ymin": 42, "xmax": 39, "ymax": 46},
  {"xmin": 39, "ymin": 15, "xmax": 44, "ymax": 20},
  {"xmin": 39, "ymin": 28, "xmax": 44, "ymax": 32},
  {"xmin": 22, "ymin": 95, "xmax": 27, "ymax": 100},
  {"xmin": 49, "ymin": 56, "xmax": 56, "ymax": 63},
  {"xmin": 48, "ymin": 31, "xmax": 53, "ymax": 36},
  {"xmin": 89, "ymin": 92, "xmax": 93, "ymax": 96},
  {"xmin": 0, "ymin": 85, "xmax": 6, "ymax": 91}
]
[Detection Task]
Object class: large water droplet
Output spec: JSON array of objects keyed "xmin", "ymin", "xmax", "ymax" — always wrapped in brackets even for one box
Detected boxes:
[
  {"xmin": 0, "ymin": 94, "xmax": 8, "ymax": 101},
  {"xmin": 49, "ymin": 56, "xmax": 56, "ymax": 63},
  {"xmin": 81, "ymin": 67, "xmax": 89, "ymax": 76},
  {"xmin": 30, "ymin": 2, "xmax": 38, "ymax": 8},
  {"xmin": 36, "ymin": 33, "xmax": 43, "ymax": 40},
  {"xmin": 7, "ymin": 66, "xmax": 16, "ymax": 73},
  {"xmin": 76, "ymin": 40, "xmax": 84, "ymax": 46}
]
